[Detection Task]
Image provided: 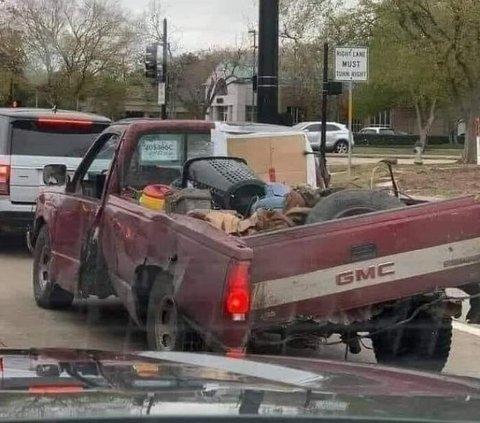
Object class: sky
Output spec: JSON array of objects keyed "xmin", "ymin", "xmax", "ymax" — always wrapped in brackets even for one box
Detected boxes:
[{"xmin": 121, "ymin": 0, "xmax": 259, "ymax": 52}]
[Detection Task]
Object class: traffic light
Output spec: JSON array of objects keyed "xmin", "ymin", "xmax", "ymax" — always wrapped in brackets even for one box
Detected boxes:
[
  {"xmin": 252, "ymin": 74, "xmax": 257, "ymax": 92},
  {"xmin": 145, "ymin": 44, "xmax": 158, "ymax": 80}
]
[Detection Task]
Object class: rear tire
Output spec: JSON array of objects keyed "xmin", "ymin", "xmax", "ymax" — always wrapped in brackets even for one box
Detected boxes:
[
  {"xmin": 371, "ymin": 309, "xmax": 452, "ymax": 372},
  {"xmin": 306, "ymin": 189, "xmax": 405, "ymax": 224},
  {"xmin": 146, "ymin": 274, "xmax": 204, "ymax": 352},
  {"xmin": 33, "ymin": 226, "xmax": 74, "ymax": 309}
]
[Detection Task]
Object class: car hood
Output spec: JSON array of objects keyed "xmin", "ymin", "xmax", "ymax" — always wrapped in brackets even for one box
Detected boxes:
[{"xmin": 0, "ymin": 349, "xmax": 479, "ymax": 421}]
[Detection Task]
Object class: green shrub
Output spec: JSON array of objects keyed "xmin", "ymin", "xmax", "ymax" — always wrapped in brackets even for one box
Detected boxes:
[{"xmin": 353, "ymin": 134, "xmax": 462, "ymax": 146}]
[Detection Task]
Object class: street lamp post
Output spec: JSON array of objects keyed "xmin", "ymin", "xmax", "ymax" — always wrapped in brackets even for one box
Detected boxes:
[{"xmin": 248, "ymin": 29, "xmax": 257, "ymax": 122}]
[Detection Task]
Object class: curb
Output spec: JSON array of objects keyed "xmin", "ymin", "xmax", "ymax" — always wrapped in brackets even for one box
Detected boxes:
[{"xmin": 328, "ymin": 153, "xmax": 460, "ymax": 160}]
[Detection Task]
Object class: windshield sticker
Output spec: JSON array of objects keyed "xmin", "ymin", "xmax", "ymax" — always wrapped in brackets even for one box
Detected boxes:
[{"xmin": 139, "ymin": 138, "xmax": 179, "ymax": 163}]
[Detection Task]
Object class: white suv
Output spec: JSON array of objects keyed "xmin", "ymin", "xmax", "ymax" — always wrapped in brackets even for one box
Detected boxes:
[
  {"xmin": 293, "ymin": 121, "xmax": 354, "ymax": 153},
  {"xmin": 0, "ymin": 108, "xmax": 110, "ymax": 234}
]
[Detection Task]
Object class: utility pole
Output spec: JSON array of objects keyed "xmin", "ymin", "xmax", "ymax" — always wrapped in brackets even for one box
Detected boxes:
[
  {"xmin": 161, "ymin": 18, "xmax": 168, "ymax": 120},
  {"xmin": 320, "ymin": 43, "xmax": 329, "ymax": 160},
  {"xmin": 257, "ymin": 0, "xmax": 279, "ymax": 124},
  {"xmin": 249, "ymin": 29, "xmax": 257, "ymax": 122},
  {"xmin": 318, "ymin": 42, "xmax": 332, "ymax": 188}
]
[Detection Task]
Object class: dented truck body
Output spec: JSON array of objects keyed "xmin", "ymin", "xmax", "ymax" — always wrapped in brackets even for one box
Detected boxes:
[{"xmin": 30, "ymin": 120, "xmax": 480, "ymax": 368}]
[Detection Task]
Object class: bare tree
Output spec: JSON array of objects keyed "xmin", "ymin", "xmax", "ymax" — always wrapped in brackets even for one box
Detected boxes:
[
  {"xmin": 167, "ymin": 47, "xmax": 250, "ymax": 120},
  {"xmin": 279, "ymin": 0, "xmax": 342, "ymax": 44},
  {"xmin": 203, "ymin": 47, "xmax": 249, "ymax": 118},
  {"xmin": 278, "ymin": 0, "xmax": 345, "ymax": 119},
  {"xmin": 11, "ymin": 0, "xmax": 136, "ymax": 108},
  {"xmin": 139, "ymin": 0, "xmax": 165, "ymax": 44}
]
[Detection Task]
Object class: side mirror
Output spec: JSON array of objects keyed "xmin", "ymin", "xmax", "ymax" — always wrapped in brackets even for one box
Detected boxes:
[{"xmin": 43, "ymin": 164, "xmax": 68, "ymax": 186}]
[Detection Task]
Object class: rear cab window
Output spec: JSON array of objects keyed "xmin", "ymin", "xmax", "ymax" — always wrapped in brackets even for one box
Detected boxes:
[{"xmin": 124, "ymin": 132, "xmax": 213, "ymax": 190}]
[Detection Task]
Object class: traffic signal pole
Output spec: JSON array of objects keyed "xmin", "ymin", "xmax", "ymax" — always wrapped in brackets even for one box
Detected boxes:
[
  {"xmin": 144, "ymin": 20, "xmax": 168, "ymax": 119},
  {"xmin": 161, "ymin": 18, "xmax": 168, "ymax": 120}
]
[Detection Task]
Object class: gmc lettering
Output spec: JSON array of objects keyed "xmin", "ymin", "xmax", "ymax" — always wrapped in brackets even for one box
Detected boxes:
[{"xmin": 336, "ymin": 262, "xmax": 395, "ymax": 286}]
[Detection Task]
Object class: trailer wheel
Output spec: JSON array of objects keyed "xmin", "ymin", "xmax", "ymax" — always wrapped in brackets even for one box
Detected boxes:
[
  {"xmin": 306, "ymin": 189, "xmax": 405, "ymax": 223},
  {"xmin": 371, "ymin": 311, "xmax": 452, "ymax": 372},
  {"xmin": 146, "ymin": 274, "xmax": 204, "ymax": 352}
]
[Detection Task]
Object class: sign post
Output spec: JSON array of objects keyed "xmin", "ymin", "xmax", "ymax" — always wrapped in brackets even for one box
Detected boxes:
[
  {"xmin": 335, "ymin": 47, "xmax": 369, "ymax": 176},
  {"xmin": 476, "ymin": 117, "xmax": 480, "ymax": 165},
  {"xmin": 348, "ymin": 80, "xmax": 353, "ymax": 174}
]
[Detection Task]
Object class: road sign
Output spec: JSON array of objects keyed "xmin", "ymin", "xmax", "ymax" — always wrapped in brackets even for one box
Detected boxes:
[
  {"xmin": 158, "ymin": 82, "xmax": 166, "ymax": 106},
  {"xmin": 335, "ymin": 47, "xmax": 369, "ymax": 82}
]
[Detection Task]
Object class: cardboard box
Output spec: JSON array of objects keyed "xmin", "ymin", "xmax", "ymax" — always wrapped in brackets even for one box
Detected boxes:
[{"xmin": 227, "ymin": 133, "xmax": 309, "ymax": 186}]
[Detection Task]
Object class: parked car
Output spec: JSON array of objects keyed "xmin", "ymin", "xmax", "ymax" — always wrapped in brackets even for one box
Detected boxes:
[
  {"xmin": 293, "ymin": 121, "xmax": 354, "ymax": 153},
  {"xmin": 0, "ymin": 108, "xmax": 110, "ymax": 234},
  {"xmin": 359, "ymin": 126, "xmax": 396, "ymax": 135}
]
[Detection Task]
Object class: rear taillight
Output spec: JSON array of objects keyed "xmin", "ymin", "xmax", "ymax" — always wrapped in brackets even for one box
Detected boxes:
[
  {"xmin": 37, "ymin": 117, "xmax": 93, "ymax": 129},
  {"xmin": 0, "ymin": 163, "xmax": 10, "ymax": 195},
  {"xmin": 225, "ymin": 261, "xmax": 250, "ymax": 320}
]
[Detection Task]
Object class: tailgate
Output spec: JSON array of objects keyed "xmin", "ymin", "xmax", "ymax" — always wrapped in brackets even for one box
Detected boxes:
[
  {"xmin": 245, "ymin": 196, "xmax": 480, "ymax": 325},
  {"xmin": 10, "ymin": 156, "xmax": 80, "ymax": 203}
]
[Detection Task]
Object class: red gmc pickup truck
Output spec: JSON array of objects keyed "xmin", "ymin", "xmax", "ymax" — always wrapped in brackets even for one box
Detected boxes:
[{"xmin": 29, "ymin": 119, "xmax": 480, "ymax": 372}]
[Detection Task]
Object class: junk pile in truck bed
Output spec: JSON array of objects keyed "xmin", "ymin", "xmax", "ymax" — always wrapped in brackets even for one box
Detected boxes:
[
  {"xmin": 136, "ymin": 153, "xmax": 360, "ymax": 237},
  {"xmin": 184, "ymin": 185, "xmax": 327, "ymax": 236}
]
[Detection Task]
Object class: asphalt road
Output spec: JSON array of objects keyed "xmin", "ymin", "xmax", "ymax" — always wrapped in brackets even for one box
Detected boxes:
[{"xmin": 0, "ymin": 233, "xmax": 478, "ymax": 379}]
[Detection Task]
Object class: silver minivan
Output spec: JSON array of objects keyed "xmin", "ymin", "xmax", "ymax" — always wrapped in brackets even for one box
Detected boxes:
[{"xmin": 0, "ymin": 108, "xmax": 110, "ymax": 233}]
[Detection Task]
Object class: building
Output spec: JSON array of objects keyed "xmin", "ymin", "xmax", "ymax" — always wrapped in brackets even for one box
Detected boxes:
[
  {"xmin": 207, "ymin": 81, "xmax": 257, "ymax": 122},
  {"xmin": 352, "ymin": 109, "xmax": 455, "ymax": 137},
  {"xmin": 205, "ymin": 60, "xmax": 257, "ymax": 122},
  {"xmin": 205, "ymin": 74, "xmax": 304, "ymax": 125}
]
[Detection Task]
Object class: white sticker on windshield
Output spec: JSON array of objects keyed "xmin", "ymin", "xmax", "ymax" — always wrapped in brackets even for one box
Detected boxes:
[{"xmin": 140, "ymin": 138, "xmax": 179, "ymax": 163}]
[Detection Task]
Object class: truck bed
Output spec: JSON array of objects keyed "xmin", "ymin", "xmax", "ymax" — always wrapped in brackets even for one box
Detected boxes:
[{"xmin": 245, "ymin": 196, "xmax": 480, "ymax": 326}]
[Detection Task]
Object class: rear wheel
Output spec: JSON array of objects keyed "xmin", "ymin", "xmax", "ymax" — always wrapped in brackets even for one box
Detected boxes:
[
  {"xmin": 334, "ymin": 140, "xmax": 349, "ymax": 154},
  {"xmin": 146, "ymin": 274, "xmax": 204, "ymax": 351},
  {"xmin": 371, "ymin": 308, "xmax": 452, "ymax": 372},
  {"xmin": 33, "ymin": 226, "xmax": 74, "ymax": 309}
]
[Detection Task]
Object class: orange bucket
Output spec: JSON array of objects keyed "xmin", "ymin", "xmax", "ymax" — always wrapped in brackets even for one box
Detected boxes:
[{"xmin": 139, "ymin": 184, "xmax": 171, "ymax": 211}]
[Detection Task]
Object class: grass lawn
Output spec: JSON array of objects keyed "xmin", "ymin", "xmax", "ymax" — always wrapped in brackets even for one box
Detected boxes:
[
  {"xmin": 353, "ymin": 146, "xmax": 462, "ymax": 157},
  {"xmin": 329, "ymin": 163, "xmax": 480, "ymax": 198}
]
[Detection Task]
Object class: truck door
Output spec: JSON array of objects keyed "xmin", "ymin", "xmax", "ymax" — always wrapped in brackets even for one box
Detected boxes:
[{"xmin": 51, "ymin": 132, "xmax": 119, "ymax": 293}]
